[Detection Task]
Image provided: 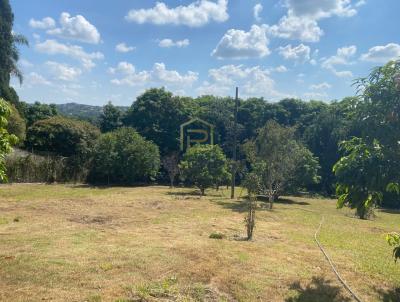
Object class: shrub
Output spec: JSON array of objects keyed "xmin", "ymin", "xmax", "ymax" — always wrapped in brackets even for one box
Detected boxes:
[
  {"xmin": 88, "ymin": 127, "xmax": 160, "ymax": 184},
  {"xmin": 179, "ymin": 144, "xmax": 230, "ymax": 195}
]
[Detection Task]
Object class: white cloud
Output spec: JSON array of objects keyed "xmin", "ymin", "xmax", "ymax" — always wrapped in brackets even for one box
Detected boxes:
[
  {"xmin": 45, "ymin": 61, "xmax": 82, "ymax": 81},
  {"xmin": 254, "ymin": 3, "xmax": 263, "ymax": 22},
  {"xmin": 25, "ymin": 72, "xmax": 52, "ymax": 86},
  {"xmin": 268, "ymin": 15, "xmax": 323, "ymax": 43},
  {"xmin": 322, "ymin": 45, "xmax": 357, "ymax": 77},
  {"xmin": 19, "ymin": 59, "xmax": 34, "ymax": 68},
  {"xmin": 355, "ymin": 0, "xmax": 366, "ymax": 7},
  {"xmin": 29, "ymin": 17, "xmax": 56, "ymax": 29},
  {"xmin": 278, "ymin": 43, "xmax": 311, "ymax": 63},
  {"xmin": 158, "ymin": 38, "xmax": 190, "ymax": 48},
  {"xmin": 110, "ymin": 62, "xmax": 198, "ymax": 89},
  {"xmin": 47, "ymin": 12, "xmax": 101, "ymax": 44},
  {"xmin": 304, "ymin": 91, "xmax": 328, "ymax": 100},
  {"xmin": 197, "ymin": 65, "xmax": 290, "ymax": 100},
  {"xmin": 35, "ymin": 39, "xmax": 104, "ymax": 69},
  {"xmin": 125, "ymin": 0, "xmax": 229, "ymax": 27},
  {"xmin": 271, "ymin": 65, "xmax": 288, "ymax": 73},
  {"xmin": 310, "ymin": 82, "xmax": 332, "ymax": 90},
  {"xmin": 212, "ymin": 25, "xmax": 270, "ymax": 59},
  {"xmin": 267, "ymin": 0, "xmax": 360, "ymax": 42},
  {"xmin": 115, "ymin": 42, "xmax": 136, "ymax": 53},
  {"xmin": 360, "ymin": 43, "xmax": 400, "ymax": 63}
]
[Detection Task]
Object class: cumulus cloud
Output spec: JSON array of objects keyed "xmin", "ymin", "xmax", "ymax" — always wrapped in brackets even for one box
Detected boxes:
[
  {"xmin": 278, "ymin": 44, "xmax": 311, "ymax": 63},
  {"xmin": 212, "ymin": 25, "xmax": 270, "ymax": 59},
  {"xmin": 45, "ymin": 61, "xmax": 82, "ymax": 81},
  {"xmin": 158, "ymin": 38, "xmax": 190, "ymax": 48},
  {"xmin": 29, "ymin": 17, "xmax": 56, "ymax": 29},
  {"xmin": 310, "ymin": 82, "xmax": 332, "ymax": 90},
  {"xmin": 271, "ymin": 65, "xmax": 288, "ymax": 73},
  {"xmin": 322, "ymin": 45, "xmax": 357, "ymax": 77},
  {"xmin": 110, "ymin": 62, "xmax": 198, "ymax": 89},
  {"xmin": 115, "ymin": 42, "xmax": 136, "ymax": 53},
  {"xmin": 47, "ymin": 12, "xmax": 101, "ymax": 44},
  {"xmin": 304, "ymin": 91, "xmax": 328, "ymax": 100},
  {"xmin": 25, "ymin": 72, "xmax": 52, "ymax": 86},
  {"xmin": 125, "ymin": 0, "xmax": 229, "ymax": 27},
  {"xmin": 197, "ymin": 65, "xmax": 290, "ymax": 100},
  {"xmin": 360, "ymin": 43, "xmax": 400, "ymax": 63},
  {"xmin": 254, "ymin": 3, "xmax": 263, "ymax": 22},
  {"xmin": 267, "ymin": 0, "xmax": 361, "ymax": 42},
  {"xmin": 35, "ymin": 39, "xmax": 104, "ymax": 69}
]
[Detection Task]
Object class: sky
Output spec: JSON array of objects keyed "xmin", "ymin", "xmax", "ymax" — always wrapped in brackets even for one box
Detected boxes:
[{"xmin": 9, "ymin": 0, "xmax": 400, "ymax": 106}]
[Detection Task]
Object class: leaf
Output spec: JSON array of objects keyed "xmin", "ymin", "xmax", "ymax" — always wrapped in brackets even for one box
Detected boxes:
[{"xmin": 386, "ymin": 183, "xmax": 400, "ymax": 194}]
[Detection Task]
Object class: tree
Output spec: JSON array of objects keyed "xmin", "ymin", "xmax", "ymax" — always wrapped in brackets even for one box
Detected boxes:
[
  {"xmin": 0, "ymin": 0, "xmax": 28, "ymax": 112},
  {"xmin": 0, "ymin": 98, "xmax": 18, "ymax": 181},
  {"xmin": 99, "ymin": 101, "xmax": 123, "ymax": 132},
  {"xmin": 124, "ymin": 88, "xmax": 192, "ymax": 154},
  {"xmin": 179, "ymin": 144, "xmax": 230, "ymax": 195},
  {"xmin": 88, "ymin": 127, "xmax": 160, "ymax": 185},
  {"xmin": 162, "ymin": 152, "xmax": 180, "ymax": 187},
  {"xmin": 21, "ymin": 101, "xmax": 58, "ymax": 127},
  {"xmin": 333, "ymin": 138, "xmax": 387, "ymax": 219},
  {"xmin": 26, "ymin": 116, "xmax": 100, "ymax": 181},
  {"xmin": 242, "ymin": 172, "xmax": 260, "ymax": 240},
  {"xmin": 333, "ymin": 60, "xmax": 400, "ymax": 212},
  {"xmin": 244, "ymin": 121, "xmax": 320, "ymax": 209}
]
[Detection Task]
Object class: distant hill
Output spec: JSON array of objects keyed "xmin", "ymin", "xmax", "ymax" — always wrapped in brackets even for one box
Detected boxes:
[{"xmin": 55, "ymin": 103, "xmax": 129, "ymax": 123}]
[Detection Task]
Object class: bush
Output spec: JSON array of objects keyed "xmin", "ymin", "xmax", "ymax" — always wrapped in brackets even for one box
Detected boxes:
[
  {"xmin": 88, "ymin": 127, "xmax": 160, "ymax": 184},
  {"xmin": 26, "ymin": 116, "xmax": 100, "ymax": 157},
  {"xmin": 179, "ymin": 144, "xmax": 230, "ymax": 195},
  {"xmin": 7, "ymin": 105, "xmax": 26, "ymax": 144}
]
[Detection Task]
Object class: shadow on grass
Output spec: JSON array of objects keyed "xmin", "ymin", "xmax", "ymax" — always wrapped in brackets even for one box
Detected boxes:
[
  {"xmin": 256, "ymin": 196, "xmax": 310, "ymax": 206},
  {"xmin": 379, "ymin": 208, "xmax": 400, "ymax": 215},
  {"xmin": 286, "ymin": 277, "xmax": 351, "ymax": 302},
  {"xmin": 375, "ymin": 287, "xmax": 400, "ymax": 302}
]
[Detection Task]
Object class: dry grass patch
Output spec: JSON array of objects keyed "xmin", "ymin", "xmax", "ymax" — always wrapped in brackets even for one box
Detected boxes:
[{"xmin": 0, "ymin": 184, "xmax": 399, "ymax": 301}]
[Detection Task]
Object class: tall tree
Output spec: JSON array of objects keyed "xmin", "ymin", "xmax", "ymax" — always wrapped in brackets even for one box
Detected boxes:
[
  {"xmin": 99, "ymin": 101, "xmax": 123, "ymax": 133},
  {"xmin": 124, "ymin": 88, "xmax": 192, "ymax": 154},
  {"xmin": 0, "ymin": 0, "xmax": 28, "ymax": 112}
]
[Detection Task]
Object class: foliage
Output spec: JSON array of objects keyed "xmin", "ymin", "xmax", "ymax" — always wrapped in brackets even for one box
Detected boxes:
[
  {"xmin": 162, "ymin": 152, "xmax": 180, "ymax": 187},
  {"xmin": 21, "ymin": 101, "xmax": 58, "ymax": 127},
  {"xmin": 6, "ymin": 150, "xmax": 67, "ymax": 183},
  {"xmin": 99, "ymin": 101, "xmax": 123, "ymax": 132},
  {"xmin": 386, "ymin": 232, "xmax": 400, "ymax": 263},
  {"xmin": 333, "ymin": 60, "xmax": 400, "ymax": 214},
  {"xmin": 88, "ymin": 127, "xmax": 160, "ymax": 184},
  {"xmin": 242, "ymin": 172, "xmax": 260, "ymax": 240},
  {"xmin": 333, "ymin": 138, "xmax": 387, "ymax": 219},
  {"xmin": 179, "ymin": 144, "xmax": 230, "ymax": 195},
  {"xmin": 244, "ymin": 120, "xmax": 320, "ymax": 208},
  {"xmin": 6, "ymin": 104, "xmax": 26, "ymax": 143},
  {"xmin": 0, "ymin": 0, "xmax": 28, "ymax": 112},
  {"xmin": 0, "ymin": 98, "xmax": 18, "ymax": 181},
  {"xmin": 124, "ymin": 88, "xmax": 193, "ymax": 154},
  {"xmin": 26, "ymin": 116, "xmax": 99, "ymax": 157}
]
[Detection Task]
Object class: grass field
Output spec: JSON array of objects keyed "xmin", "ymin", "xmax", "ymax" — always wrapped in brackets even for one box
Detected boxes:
[{"xmin": 0, "ymin": 184, "xmax": 399, "ymax": 302}]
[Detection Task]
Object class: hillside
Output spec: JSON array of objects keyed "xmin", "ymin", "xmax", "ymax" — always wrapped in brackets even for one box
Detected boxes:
[{"xmin": 55, "ymin": 103, "xmax": 129, "ymax": 123}]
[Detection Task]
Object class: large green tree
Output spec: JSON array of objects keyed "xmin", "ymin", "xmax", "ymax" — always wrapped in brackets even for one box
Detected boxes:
[
  {"xmin": 99, "ymin": 101, "xmax": 123, "ymax": 133},
  {"xmin": 124, "ymin": 88, "xmax": 192, "ymax": 154},
  {"xmin": 0, "ymin": 0, "xmax": 28, "ymax": 112}
]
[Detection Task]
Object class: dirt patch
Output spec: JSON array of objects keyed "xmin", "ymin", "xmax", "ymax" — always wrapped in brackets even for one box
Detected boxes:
[{"xmin": 68, "ymin": 215, "xmax": 112, "ymax": 225}]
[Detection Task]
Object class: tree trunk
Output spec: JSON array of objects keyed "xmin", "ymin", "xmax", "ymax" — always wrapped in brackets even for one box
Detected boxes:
[
  {"xmin": 268, "ymin": 194, "xmax": 275, "ymax": 209},
  {"xmin": 169, "ymin": 177, "xmax": 174, "ymax": 188},
  {"xmin": 200, "ymin": 187, "xmax": 205, "ymax": 196}
]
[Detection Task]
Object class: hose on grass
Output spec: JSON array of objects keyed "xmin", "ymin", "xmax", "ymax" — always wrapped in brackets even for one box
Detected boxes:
[{"xmin": 314, "ymin": 216, "xmax": 364, "ymax": 302}]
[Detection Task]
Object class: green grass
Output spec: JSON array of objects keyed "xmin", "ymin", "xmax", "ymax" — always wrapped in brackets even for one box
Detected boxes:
[{"xmin": 0, "ymin": 184, "xmax": 399, "ymax": 301}]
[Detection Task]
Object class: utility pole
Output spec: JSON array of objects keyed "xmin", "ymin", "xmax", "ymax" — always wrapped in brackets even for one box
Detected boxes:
[{"xmin": 231, "ymin": 87, "xmax": 239, "ymax": 199}]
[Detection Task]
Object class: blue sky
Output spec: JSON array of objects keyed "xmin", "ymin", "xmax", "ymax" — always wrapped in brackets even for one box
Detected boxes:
[{"xmin": 10, "ymin": 0, "xmax": 400, "ymax": 106}]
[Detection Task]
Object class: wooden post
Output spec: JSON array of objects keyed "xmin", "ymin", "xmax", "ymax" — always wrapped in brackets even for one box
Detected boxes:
[{"xmin": 231, "ymin": 87, "xmax": 239, "ymax": 199}]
